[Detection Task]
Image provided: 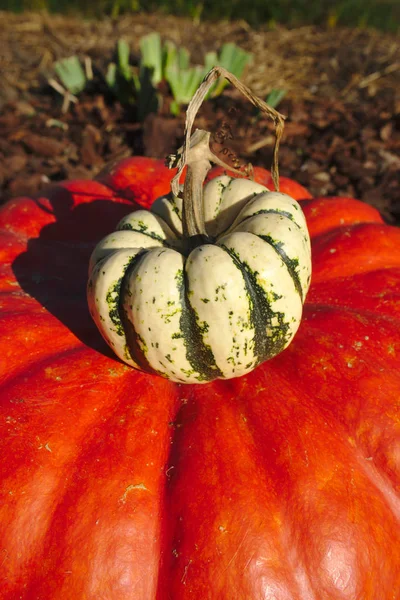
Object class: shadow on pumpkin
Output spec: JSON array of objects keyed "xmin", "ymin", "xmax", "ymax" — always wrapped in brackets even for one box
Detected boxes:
[
  {"xmin": 11, "ymin": 180, "xmax": 309, "ymax": 360},
  {"xmin": 12, "ymin": 184, "xmax": 138, "ymax": 355}
]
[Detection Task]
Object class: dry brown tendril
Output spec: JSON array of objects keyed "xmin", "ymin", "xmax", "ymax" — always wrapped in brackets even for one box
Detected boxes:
[{"xmin": 166, "ymin": 67, "xmax": 286, "ymax": 239}]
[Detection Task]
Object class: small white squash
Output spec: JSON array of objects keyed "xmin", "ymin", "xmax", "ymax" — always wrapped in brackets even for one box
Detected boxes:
[{"xmin": 88, "ymin": 175, "xmax": 311, "ymax": 383}]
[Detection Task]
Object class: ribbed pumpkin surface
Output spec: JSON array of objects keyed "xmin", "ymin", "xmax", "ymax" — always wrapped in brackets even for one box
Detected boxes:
[{"xmin": 1, "ymin": 157, "xmax": 400, "ymax": 599}]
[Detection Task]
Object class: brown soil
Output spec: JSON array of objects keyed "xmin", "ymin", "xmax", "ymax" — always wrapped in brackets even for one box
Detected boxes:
[{"xmin": 0, "ymin": 12, "xmax": 399, "ymax": 222}]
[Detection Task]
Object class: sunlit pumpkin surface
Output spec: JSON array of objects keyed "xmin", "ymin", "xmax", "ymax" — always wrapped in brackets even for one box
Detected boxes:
[{"xmin": 1, "ymin": 157, "xmax": 400, "ymax": 599}]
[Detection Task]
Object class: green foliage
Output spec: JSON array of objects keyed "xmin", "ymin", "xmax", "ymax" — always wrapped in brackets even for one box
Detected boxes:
[
  {"xmin": 50, "ymin": 34, "xmax": 253, "ymax": 119},
  {"xmin": 162, "ymin": 41, "xmax": 194, "ymax": 113},
  {"xmin": 105, "ymin": 37, "xmax": 158, "ymax": 119},
  {"xmin": 164, "ymin": 0, "xmax": 399, "ymax": 30},
  {"xmin": 140, "ymin": 32, "xmax": 163, "ymax": 85},
  {"xmin": 166, "ymin": 66, "xmax": 205, "ymax": 114},
  {"xmin": 115, "ymin": 38, "xmax": 131, "ymax": 81},
  {"xmin": 162, "ymin": 38, "xmax": 252, "ymax": 112},
  {"xmin": 53, "ymin": 56, "xmax": 87, "ymax": 95},
  {"xmin": 265, "ymin": 89, "xmax": 287, "ymax": 109},
  {"xmin": 332, "ymin": 0, "xmax": 399, "ymax": 31},
  {"xmin": 5, "ymin": 0, "xmax": 398, "ymax": 32},
  {"xmin": 205, "ymin": 43, "xmax": 253, "ymax": 97},
  {"xmin": 105, "ymin": 33, "xmax": 252, "ymax": 118}
]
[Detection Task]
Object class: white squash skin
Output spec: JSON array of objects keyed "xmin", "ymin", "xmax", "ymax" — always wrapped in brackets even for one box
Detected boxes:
[
  {"xmin": 226, "ymin": 190, "xmax": 310, "ymax": 246},
  {"xmin": 185, "ymin": 244, "xmax": 258, "ymax": 379},
  {"xmin": 232, "ymin": 213, "xmax": 311, "ymax": 298},
  {"xmin": 203, "ymin": 175, "xmax": 232, "ymax": 225},
  {"xmin": 87, "ymin": 249, "xmax": 144, "ymax": 369},
  {"xmin": 217, "ymin": 231, "xmax": 303, "ymax": 352},
  {"xmin": 88, "ymin": 230, "xmax": 164, "ymax": 274},
  {"xmin": 88, "ymin": 176, "xmax": 312, "ymax": 383},
  {"xmin": 121, "ymin": 248, "xmax": 204, "ymax": 383},
  {"xmin": 117, "ymin": 209, "xmax": 180, "ymax": 243},
  {"xmin": 204, "ymin": 177, "xmax": 270, "ymax": 237},
  {"xmin": 151, "ymin": 193, "xmax": 183, "ymax": 236}
]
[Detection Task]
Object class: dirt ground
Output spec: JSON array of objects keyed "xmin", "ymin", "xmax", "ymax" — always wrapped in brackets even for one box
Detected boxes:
[{"xmin": 0, "ymin": 12, "xmax": 399, "ymax": 222}]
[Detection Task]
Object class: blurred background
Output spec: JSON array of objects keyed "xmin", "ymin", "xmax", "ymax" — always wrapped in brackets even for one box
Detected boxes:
[
  {"xmin": 1, "ymin": 0, "xmax": 399, "ymax": 32},
  {"xmin": 0, "ymin": 0, "xmax": 399, "ymax": 221}
]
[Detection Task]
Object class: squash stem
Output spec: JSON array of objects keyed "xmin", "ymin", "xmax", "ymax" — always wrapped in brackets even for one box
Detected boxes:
[
  {"xmin": 178, "ymin": 129, "xmax": 247, "ymax": 247},
  {"xmin": 182, "ymin": 163, "xmax": 210, "ymax": 238}
]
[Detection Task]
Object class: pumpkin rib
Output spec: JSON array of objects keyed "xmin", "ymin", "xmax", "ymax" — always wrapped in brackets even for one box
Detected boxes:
[
  {"xmin": 1, "ymin": 354, "xmax": 177, "ymax": 599},
  {"xmin": 118, "ymin": 228, "xmax": 173, "ymax": 247},
  {"xmin": 151, "ymin": 193, "xmax": 183, "ymax": 237},
  {"xmin": 0, "ymin": 201, "xmax": 53, "ymax": 241},
  {"xmin": 311, "ymin": 221, "xmax": 400, "ymax": 247},
  {"xmin": 0, "ymin": 345, "xmax": 101, "ymax": 396},
  {"xmin": 122, "ymin": 249, "xmax": 187, "ymax": 379},
  {"xmin": 234, "ymin": 370, "xmax": 400, "ymax": 595},
  {"xmin": 205, "ymin": 165, "xmax": 313, "ymax": 200},
  {"xmin": 214, "ymin": 184, "xmax": 308, "ymax": 240},
  {"xmin": 88, "ymin": 231, "xmax": 165, "ymax": 274},
  {"xmin": 0, "ymin": 347, "xmax": 138, "ymax": 478},
  {"xmin": 268, "ymin": 350, "xmax": 400, "ymax": 497},
  {"xmin": 302, "ymin": 196, "xmax": 383, "ymax": 239},
  {"xmin": 117, "ymin": 208, "xmax": 180, "ymax": 245},
  {"xmin": 220, "ymin": 237, "xmax": 302, "ymax": 361},
  {"xmin": 305, "ymin": 300, "xmax": 400, "ymax": 326},
  {"xmin": 311, "ymin": 222, "xmax": 400, "ymax": 283},
  {"xmin": 0, "ymin": 227, "xmax": 28, "ymax": 244},
  {"xmin": 88, "ymin": 248, "xmax": 149, "ymax": 371},
  {"xmin": 281, "ymin": 309, "xmax": 400, "ymax": 494},
  {"xmin": 229, "ymin": 213, "xmax": 310, "ymax": 299},
  {"xmin": 352, "ymin": 444, "xmax": 400, "ymax": 523},
  {"xmin": 157, "ymin": 384, "xmax": 306, "ymax": 597},
  {"xmin": 97, "ymin": 156, "xmax": 180, "ymax": 208},
  {"xmin": 235, "ymin": 207, "xmax": 297, "ymax": 225},
  {"xmin": 0, "ymin": 296, "xmax": 40, "ymax": 312},
  {"xmin": 301, "ymin": 303, "xmax": 400, "ymax": 368},
  {"xmin": 0, "ymin": 322, "xmax": 80, "ymax": 384},
  {"xmin": 185, "ymin": 244, "xmax": 259, "ymax": 380},
  {"xmin": 161, "ymin": 372, "xmax": 400, "ymax": 596},
  {"xmin": 308, "ymin": 269, "xmax": 400, "ymax": 320},
  {"xmin": 0, "ymin": 233, "xmax": 29, "ymax": 271}
]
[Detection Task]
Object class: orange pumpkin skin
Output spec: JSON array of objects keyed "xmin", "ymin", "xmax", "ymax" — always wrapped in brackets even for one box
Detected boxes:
[
  {"xmin": 1, "ymin": 157, "xmax": 400, "ymax": 599},
  {"xmin": 97, "ymin": 157, "xmax": 312, "ymax": 206}
]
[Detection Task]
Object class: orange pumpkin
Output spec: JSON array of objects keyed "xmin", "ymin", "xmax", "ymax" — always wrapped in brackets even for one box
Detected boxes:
[{"xmin": 1, "ymin": 157, "xmax": 399, "ymax": 599}]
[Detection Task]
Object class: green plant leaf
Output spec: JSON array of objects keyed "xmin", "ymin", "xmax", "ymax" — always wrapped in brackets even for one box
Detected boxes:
[
  {"xmin": 54, "ymin": 56, "xmax": 86, "ymax": 95},
  {"xmin": 204, "ymin": 51, "xmax": 218, "ymax": 72},
  {"xmin": 106, "ymin": 35, "xmax": 254, "ymax": 120},
  {"xmin": 170, "ymin": 99, "xmax": 180, "ymax": 116},
  {"xmin": 140, "ymin": 32, "xmax": 163, "ymax": 85},
  {"xmin": 265, "ymin": 88, "xmax": 287, "ymax": 108},
  {"xmin": 177, "ymin": 46, "xmax": 190, "ymax": 70},
  {"xmin": 206, "ymin": 43, "xmax": 253, "ymax": 98},
  {"xmin": 163, "ymin": 40, "xmax": 178, "ymax": 73},
  {"xmin": 219, "ymin": 42, "xmax": 252, "ymax": 76},
  {"xmin": 105, "ymin": 62, "xmax": 117, "ymax": 89},
  {"xmin": 165, "ymin": 65, "xmax": 204, "ymax": 107},
  {"xmin": 117, "ymin": 39, "xmax": 133, "ymax": 81}
]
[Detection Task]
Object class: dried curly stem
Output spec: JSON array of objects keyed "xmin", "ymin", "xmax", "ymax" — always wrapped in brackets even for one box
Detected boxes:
[{"xmin": 167, "ymin": 67, "xmax": 286, "ymax": 239}]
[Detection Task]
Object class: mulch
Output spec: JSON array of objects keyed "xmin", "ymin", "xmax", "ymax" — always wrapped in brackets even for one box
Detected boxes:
[{"xmin": 0, "ymin": 12, "xmax": 399, "ymax": 222}]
